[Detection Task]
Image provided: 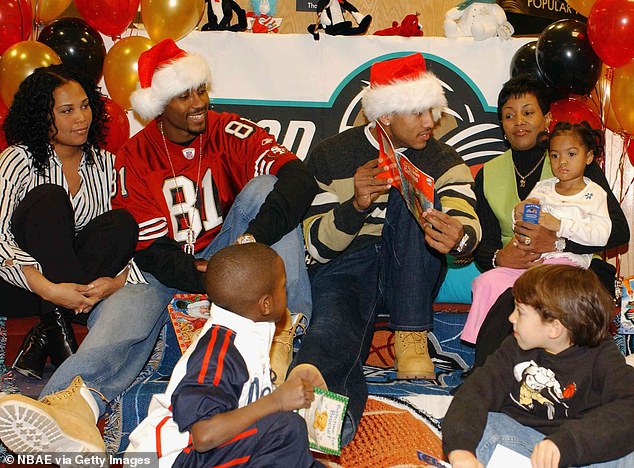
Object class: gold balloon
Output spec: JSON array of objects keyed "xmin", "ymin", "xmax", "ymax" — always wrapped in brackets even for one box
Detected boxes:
[
  {"xmin": 612, "ymin": 62, "xmax": 634, "ymax": 134},
  {"xmin": 566, "ymin": 0, "xmax": 596, "ymax": 17},
  {"xmin": 0, "ymin": 40, "xmax": 61, "ymax": 107},
  {"xmin": 141, "ymin": 0, "xmax": 205, "ymax": 43},
  {"xmin": 589, "ymin": 63, "xmax": 623, "ymax": 134},
  {"xmin": 29, "ymin": 0, "xmax": 72, "ymax": 23},
  {"xmin": 103, "ymin": 36, "xmax": 154, "ymax": 111}
]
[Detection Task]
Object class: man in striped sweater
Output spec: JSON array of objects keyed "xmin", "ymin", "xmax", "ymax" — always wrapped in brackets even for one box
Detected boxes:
[{"xmin": 291, "ymin": 53, "xmax": 481, "ymax": 445}]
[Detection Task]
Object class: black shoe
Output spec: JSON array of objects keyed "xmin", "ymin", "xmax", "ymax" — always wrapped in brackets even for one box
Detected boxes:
[
  {"xmin": 43, "ymin": 307, "xmax": 78, "ymax": 367},
  {"xmin": 12, "ymin": 323, "xmax": 48, "ymax": 380}
]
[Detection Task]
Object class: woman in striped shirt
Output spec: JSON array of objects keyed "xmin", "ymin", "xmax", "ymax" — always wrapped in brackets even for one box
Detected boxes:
[{"xmin": 0, "ymin": 65, "xmax": 138, "ymax": 380}]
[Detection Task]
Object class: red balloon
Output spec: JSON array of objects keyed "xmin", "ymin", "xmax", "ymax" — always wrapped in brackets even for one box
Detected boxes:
[
  {"xmin": 0, "ymin": 99, "xmax": 8, "ymax": 151},
  {"xmin": 549, "ymin": 97, "xmax": 603, "ymax": 132},
  {"xmin": 588, "ymin": 0, "xmax": 634, "ymax": 68},
  {"xmin": 0, "ymin": 0, "xmax": 32, "ymax": 55},
  {"xmin": 103, "ymin": 97, "xmax": 130, "ymax": 153},
  {"xmin": 74, "ymin": 0, "xmax": 139, "ymax": 38},
  {"xmin": 627, "ymin": 135, "xmax": 634, "ymax": 168}
]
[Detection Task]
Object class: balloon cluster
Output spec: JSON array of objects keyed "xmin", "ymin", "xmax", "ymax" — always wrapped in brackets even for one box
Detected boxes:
[
  {"xmin": 510, "ymin": 0, "xmax": 634, "ymax": 167},
  {"xmin": 0, "ymin": 0, "xmax": 206, "ymax": 151}
]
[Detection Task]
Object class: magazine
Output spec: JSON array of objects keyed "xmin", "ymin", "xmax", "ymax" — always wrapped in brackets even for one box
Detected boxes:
[
  {"xmin": 374, "ymin": 122, "xmax": 435, "ymax": 229},
  {"xmin": 167, "ymin": 293, "xmax": 211, "ymax": 353}
]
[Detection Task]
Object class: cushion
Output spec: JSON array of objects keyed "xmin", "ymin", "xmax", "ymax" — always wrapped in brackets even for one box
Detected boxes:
[{"xmin": 435, "ymin": 258, "xmax": 481, "ymax": 304}]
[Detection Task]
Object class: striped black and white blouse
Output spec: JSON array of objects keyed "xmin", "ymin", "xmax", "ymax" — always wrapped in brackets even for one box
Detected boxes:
[{"xmin": 0, "ymin": 144, "xmax": 144, "ymax": 290}]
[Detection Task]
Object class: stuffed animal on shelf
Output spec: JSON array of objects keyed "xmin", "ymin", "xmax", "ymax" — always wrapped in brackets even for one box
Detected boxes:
[
  {"xmin": 308, "ymin": 0, "xmax": 372, "ymax": 40},
  {"xmin": 374, "ymin": 13, "xmax": 423, "ymax": 37},
  {"xmin": 202, "ymin": 0, "xmax": 248, "ymax": 32},
  {"xmin": 247, "ymin": 0, "xmax": 282, "ymax": 33},
  {"xmin": 444, "ymin": 0, "xmax": 514, "ymax": 41}
]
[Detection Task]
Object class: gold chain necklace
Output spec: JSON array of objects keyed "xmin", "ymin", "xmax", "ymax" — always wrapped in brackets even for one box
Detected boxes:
[
  {"xmin": 159, "ymin": 121, "xmax": 203, "ymax": 255},
  {"xmin": 512, "ymin": 153, "xmax": 546, "ymax": 188}
]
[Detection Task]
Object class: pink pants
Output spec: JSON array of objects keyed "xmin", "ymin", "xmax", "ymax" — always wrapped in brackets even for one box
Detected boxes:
[{"xmin": 461, "ymin": 258, "xmax": 577, "ymax": 343}]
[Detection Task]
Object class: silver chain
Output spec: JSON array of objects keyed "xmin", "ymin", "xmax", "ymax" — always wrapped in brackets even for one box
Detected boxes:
[{"xmin": 159, "ymin": 121, "xmax": 203, "ymax": 255}]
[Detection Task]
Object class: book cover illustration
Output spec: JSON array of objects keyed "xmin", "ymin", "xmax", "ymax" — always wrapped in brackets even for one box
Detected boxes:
[
  {"xmin": 167, "ymin": 293, "xmax": 211, "ymax": 353},
  {"xmin": 619, "ymin": 275, "xmax": 634, "ymax": 334},
  {"xmin": 375, "ymin": 122, "xmax": 435, "ymax": 228},
  {"xmin": 297, "ymin": 387, "xmax": 349, "ymax": 455}
]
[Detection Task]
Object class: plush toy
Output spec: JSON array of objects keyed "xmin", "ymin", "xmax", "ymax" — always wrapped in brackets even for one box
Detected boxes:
[
  {"xmin": 444, "ymin": 0, "xmax": 514, "ymax": 41},
  {"xmin": 308, "ymin": 0, "xmax": 372, "ymax": 41},
  {"xmin": 374, "ymin": 13, "xmax": 423, "ymax": 37},
  {"xmin": 247, "ymin": 0, "xmax": 281, "ymax": 33},
  {"xmin": 202, "ymin": 0, "xmax": 247, "ymax": 32}
]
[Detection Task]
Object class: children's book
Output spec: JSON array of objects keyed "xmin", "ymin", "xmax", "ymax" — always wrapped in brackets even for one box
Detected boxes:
[
  {"xmin": 297, "ymin": 387, "xmax": 349, "ymax": 456},
  {"xmin": 375, "ymin": 122, "xmax": 435, "ymax": 228},
  {"xmin": 619, "ymin": 275, "xmax": 634, "ymax": 334},
  {"xmin": 167, "ymin": 293, "xmax": 211, "ymax": 353}
]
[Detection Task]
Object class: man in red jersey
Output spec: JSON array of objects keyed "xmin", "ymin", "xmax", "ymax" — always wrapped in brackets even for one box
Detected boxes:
[{"xmin": 0, "ymin": 39, "xmax": 316, "ymax": 455}]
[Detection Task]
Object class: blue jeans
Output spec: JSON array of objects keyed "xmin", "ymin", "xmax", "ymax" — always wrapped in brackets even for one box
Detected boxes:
[
  {"xmin": 291, "ymin": 189, "xmax": 443, "ymax": 445},
  {"xmin": 477, "ymin": 412, "xmax": 634, "ymax": 468},
  {"xmin": 41, "ymin": 176, "xmax": 311, "ymax": 415}
]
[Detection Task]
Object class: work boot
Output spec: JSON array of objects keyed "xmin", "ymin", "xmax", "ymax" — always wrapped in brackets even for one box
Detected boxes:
[
  {"xmin": 270, "ymin": 310, "xmax": 304, "ymax": 386},
  {"xmin": 393, "ymin": 331, "xmax": 436, "ymax": 380},
  {"xmin": 0, "ymin": 376, "xmax": 105, "ymax": 455},
  {"xmin": 44, "ymin": 307, "xmax": 78, "ymax": 367},
  {"xmin": 13, "ymin": 322, "xmax": 48, "ymax": 380}
]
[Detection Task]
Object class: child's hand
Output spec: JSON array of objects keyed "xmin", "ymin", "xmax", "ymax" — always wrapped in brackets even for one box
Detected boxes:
[
  {"xmin": 287, "ymin": 363, "xmax": 328, "ymax": 391},
  {"xmin": 448, "ymin": 449, "xmax": 483, "ymax": 468},
  {"xmin": 513, "ymin": 198, "xmax": 540, "ymax": 222},
  {"xmin": 272, "ymin": 374, "xmax": 315, "ymax": 412},
  {"xmin": 538, "ymin": 212, "xmax": 561, "ymax": 233},
  {"xmin": 531, "ymin": 439, "xmax": 561, "ymax": 468}
]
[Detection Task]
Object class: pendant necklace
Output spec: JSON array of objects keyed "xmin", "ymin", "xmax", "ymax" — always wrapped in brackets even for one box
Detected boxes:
[
  {"xmin": 512, "ymin": 153, "xmax": 546, "ymax": 188},
  {"xmin": 159, "ymin": 121, "xmax": 203, "ymax": 255}
]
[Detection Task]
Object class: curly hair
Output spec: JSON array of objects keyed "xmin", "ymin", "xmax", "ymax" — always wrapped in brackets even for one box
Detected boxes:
[
  {"xmin": 3, "ymin": 64, "xmax": 107, "ymax": 174},
  {"xmin": 549, "ymin": 120, "xmax": 605, "ymax": 161}
]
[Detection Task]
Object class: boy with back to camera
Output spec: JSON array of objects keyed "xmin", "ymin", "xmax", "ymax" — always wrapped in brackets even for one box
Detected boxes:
[
  {"xmin": 126, "ymin": 243, "xmax": 326, "ymax": 467},
  {"xmin": 443, "ymin": 264, "xmax": 634, "ymax": 468}
]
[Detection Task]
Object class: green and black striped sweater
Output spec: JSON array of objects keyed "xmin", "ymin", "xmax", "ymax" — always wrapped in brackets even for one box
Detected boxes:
[{"xmin": 304, "ymin": 124, "xmax": 481, "ymax": 265}]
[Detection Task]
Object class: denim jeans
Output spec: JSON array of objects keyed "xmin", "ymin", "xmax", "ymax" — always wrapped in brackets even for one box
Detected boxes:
[
  {"xmin": 291, "ymin": 189, "xmax": 443, "ymax": 445},
  {"xmin": 41, "ymin": 176, "xmax": 312, "ymax": 415},
  {"xmin": 477, "ymin": 412, "xmax": 634, "ymax": 468}
]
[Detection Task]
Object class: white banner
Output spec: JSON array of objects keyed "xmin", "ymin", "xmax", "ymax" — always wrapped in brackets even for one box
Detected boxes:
[{"xmin": 118, "ymin": 32, "xmax": 531, "ymax": 164}]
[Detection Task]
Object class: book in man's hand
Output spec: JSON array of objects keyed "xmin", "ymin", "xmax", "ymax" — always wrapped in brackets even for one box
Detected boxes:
[{"xmin": 375, "ymin": 122, "xmax": 435, "ymax": 229}]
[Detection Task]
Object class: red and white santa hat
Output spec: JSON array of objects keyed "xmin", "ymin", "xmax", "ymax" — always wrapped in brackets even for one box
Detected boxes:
[
  {"xmin": 361, "ymin": 53, "xmax": 447, "ymax": 123},
  {"xmin": 130, "ymin": 39, "xmax": 212, "ymax": 121}
]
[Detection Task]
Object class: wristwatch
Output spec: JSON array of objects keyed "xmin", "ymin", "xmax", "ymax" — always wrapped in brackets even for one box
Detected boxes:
[
  {"xmin": 236, "ymin": 234, "xmax": 256, "ymax": 245},
  {"xmin": 452, "ymin": 232, "xmax": 470, "ymax": 255},
  {"xmin": 554, "ymin": 237, "xmax": 566, "ymax": 252}
]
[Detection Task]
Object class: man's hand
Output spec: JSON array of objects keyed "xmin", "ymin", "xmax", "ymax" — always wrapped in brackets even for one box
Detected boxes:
[
  {"xmin": 272, "ymin": 373, "xmax": 316, "ymax": 412},
  {"xmin": 421, "ymin": 209, "xmax": 464, "ymax": 254},
  {"xmin": 531, "ymin": 439, "xmax": 561, "ymax": 468},
  {"xmin": 513, "ymin": 220, "xmax": 558, "ymax": 255},
  {"xmin": 353, "ymin": 158, "xmax": 391, "ymax": 212},
  {"xmin": 448, "ymin": 449, "xmax": 483, "ymax": 468}
]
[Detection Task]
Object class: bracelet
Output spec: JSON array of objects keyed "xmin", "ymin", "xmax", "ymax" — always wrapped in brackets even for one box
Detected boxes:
[
  {"xmin": 453, "ymin": 232, "xmax": 470, "ymax": 255},
  {"xmin": 492, "ymin": 249, "xmax": 500, "ymax": 269}
]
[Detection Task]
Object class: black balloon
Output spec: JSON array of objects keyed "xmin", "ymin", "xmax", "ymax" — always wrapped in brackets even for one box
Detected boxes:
[
  {"xmin": 511, "ymin": 40, "xmax": 564, "ymax": 101},
  {"xmin": 38, "ymin": 17, "xmax": 107, "ymax": 84},
  {"xmin": 535, "ymin": 19, "xmax": 601, "ymax": 95}
]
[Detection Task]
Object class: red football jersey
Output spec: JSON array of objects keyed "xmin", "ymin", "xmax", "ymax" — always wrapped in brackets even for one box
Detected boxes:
[{"xmin": 113, "ymin": 111, "xmax": 297, "ymax": 252}]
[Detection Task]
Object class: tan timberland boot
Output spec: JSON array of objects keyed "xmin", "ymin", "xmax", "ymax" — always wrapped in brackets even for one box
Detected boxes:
[
  {"xmin": 270, "ymin": 309, "xmax": 304, "ymax": 386},
  {"xmin": 0, "ymin": 376, "xmax": 105, "ymax": 456},
  {"xmin": 394, "ymin": 331, "xmax": 436, "ymax": 380}
]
